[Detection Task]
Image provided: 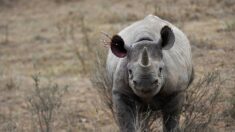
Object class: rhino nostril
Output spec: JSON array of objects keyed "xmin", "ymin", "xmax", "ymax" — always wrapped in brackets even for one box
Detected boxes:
[
  {"xmin": 133, "ymin": 80, "xmax": 137, "ymax": 86},
  {"xmin": 159, "ymin": 67, "xmax": 163, "ymax": 73},
  {"xmin": 152, "ymin": 80, "xmax": 158, "ymax": 85}
]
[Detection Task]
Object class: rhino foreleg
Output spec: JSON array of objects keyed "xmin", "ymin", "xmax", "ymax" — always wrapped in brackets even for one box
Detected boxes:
[
  {"xmin": 162, "ymin": 92, "xmax": 184, "ymax": 132},
  {"xmin": 112, "ymin": 91, "xmax": 136, "ymax": 132},
  {"xmin": 163, "ymin": 114, "xmax": 180, "ymax": 132}
]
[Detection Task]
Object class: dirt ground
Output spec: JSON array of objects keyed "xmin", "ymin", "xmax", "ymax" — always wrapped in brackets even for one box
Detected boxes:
[{"xmin": 0, "ymin": 0, "xmax": 234, "ymax": 131}]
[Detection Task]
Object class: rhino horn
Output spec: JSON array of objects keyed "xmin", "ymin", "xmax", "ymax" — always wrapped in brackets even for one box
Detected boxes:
[{"xmin": 140, "ymin": 47, "xmax": 150, "ymax": 66}]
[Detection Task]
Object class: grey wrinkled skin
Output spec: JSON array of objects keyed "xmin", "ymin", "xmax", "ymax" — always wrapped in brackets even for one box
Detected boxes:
[{"xmin": 106, "ymin": 15, "xmax": 193, "ymax": 132}]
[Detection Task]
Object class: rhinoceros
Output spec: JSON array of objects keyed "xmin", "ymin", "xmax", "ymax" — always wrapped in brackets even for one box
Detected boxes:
[{"xmin": 106, "ymin": 14, "xmax": 194, "ymax": 132}]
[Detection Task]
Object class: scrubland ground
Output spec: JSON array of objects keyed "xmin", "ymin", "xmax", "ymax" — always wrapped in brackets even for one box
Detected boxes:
[{"xmin": 0, "ymin": 0, "xmax": 234, "ymax": 131}]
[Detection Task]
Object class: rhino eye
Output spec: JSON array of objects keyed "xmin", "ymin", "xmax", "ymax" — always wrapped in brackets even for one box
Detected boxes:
[{"xmin": 128, "ymin": 69, "xmax": 133, "ymax": 79}]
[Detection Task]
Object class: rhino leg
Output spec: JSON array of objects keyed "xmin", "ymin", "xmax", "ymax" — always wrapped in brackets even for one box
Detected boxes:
[
  {"xmin": 163, "ymin": 114, "xmax": 180, "ymax": 132},
  {"xmin": 112, "ymin": 91, "xmax": 136, "ymax": 132},
  {"xmin": 162, "ymin": 92, "xmax": 185, "ymax": 132}
]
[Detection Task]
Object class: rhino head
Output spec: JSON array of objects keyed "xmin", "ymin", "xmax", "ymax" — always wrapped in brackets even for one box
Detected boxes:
[{"xmin": 110, "ymin": 26, "xmax": 175, "ymax": 99}]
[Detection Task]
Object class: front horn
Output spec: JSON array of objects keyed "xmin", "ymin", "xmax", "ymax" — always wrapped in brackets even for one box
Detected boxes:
[{"xmin": 139, "ymin": 47, "xmax": 151, "ymax": 66}]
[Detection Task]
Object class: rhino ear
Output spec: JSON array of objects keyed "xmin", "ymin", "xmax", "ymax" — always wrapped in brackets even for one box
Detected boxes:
[
  {"xmin": 160, "ymin": 25, "xmax": 175, "ymax": 50},
  {"xmin": 111, "ymin": 35, "xmax": 127, "ymax": 58}
]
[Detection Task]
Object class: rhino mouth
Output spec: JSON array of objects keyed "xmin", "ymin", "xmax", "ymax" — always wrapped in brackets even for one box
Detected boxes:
[
  {"xmin": 130, "ymin": 81, "xmax": 162, "ymax": 98},
  {"xmin": 141, "ymin": 89, "xmax": 152, "ymax": 94},
  {"xmin": 133, "ymin": 87, "xmax": 159, "ymax": 98}
]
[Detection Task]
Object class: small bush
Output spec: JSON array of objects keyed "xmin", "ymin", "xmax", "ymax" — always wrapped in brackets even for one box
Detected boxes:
[
  {"xmin": 53, "ymin": 0, "xmax": 82, "ymax": 4},
  {"xmin": 0, "ymin": 0, "xmax": 17, "ymax": 7},
  {"xmin": 225, "ymin": 21, "xmax": 235, "ymax": 32},
  {"xmin": 0, "ymin": 24, "xmax": 9, "ymax": 45},
  {"xmin": 27, "ymin": 75, "xmax": 68, "ymax": 132},
  {"xmin": 0, "ymin": 113, "xmax": 17, "ymax": 132},
  {"xmin": 229, "ymin": 88, "xmax": 235, "ymax": 119},
  {"xmin": 56, "ymin": 12, "xmax": 95, "ymax": 74},
  {"xmin": 90, "ymin": 49, "xmax": 112, "ymax": 115},
  {"xmin": 181, "ymin": 71, "xmax": 223, "ymax": 132}
]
